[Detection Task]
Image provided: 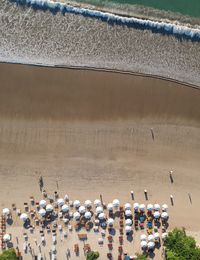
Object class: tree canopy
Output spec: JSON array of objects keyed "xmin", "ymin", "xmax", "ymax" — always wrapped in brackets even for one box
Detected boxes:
[
  {"xmin": 86, "ymin": 251, "xmax": 100, "ymax": 260},
  {"xmin": 165, "ymin": 228, "xmax": 200, "ymax": 260},
  {"xmin": 0, "ymin": 249, "xmax": 18, "ymax": 260}
]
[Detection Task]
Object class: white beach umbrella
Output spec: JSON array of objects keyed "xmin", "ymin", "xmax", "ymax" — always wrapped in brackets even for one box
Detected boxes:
[
  {"xmin": 57, "ymin": 198, "xmax": 65, "ymax": 207},
  {"xmin": 154, "ymin": 232, "xmax": 160, "ymax": 240},
  {"xmin": 154, "ymin": 204, "xmax": 161, "ymax": 211},
  {"xmin": 148, "ymin": 234, "xmax": 155, "ymax": 242},
  {"xmin": 46, "ymin": 204, "xmax": 53, "ymax": 212},
  {"xmin": 84, "ymin": 200, "xmax": 92, "ymax": 208},
  {"xmin": 125, "ymin": 219, "xmax": 132, "ymax": 226},
  {"xmin": 2, "ymin": 208, "xmax": 10, "ymax": 216},
  {"xmin": 147, "ymin": 204, "xmax": 154, "ymax": 211},
  {"xmin": 140, "ymin": 240, "xmax": 148, "ymax": 249},
  {"xmin": 20, "ymin": 213, "xmax": 28, "ymax": 222},
  {"xmin": 125, "ymin": 226, "xmax": 132, "ymax": 233},
  {"xmin": 162, "ymin": 232, "xmax": 168, "ymax": 240},
  {"xmin": 140, "ymin": 234, "xmax": 147, "ymax": 241},
  {"xmin": 3, "ymin": 234, "xmax": 11, "ymax": 242},
  {"xmin": 94, "ymin": 199, "xmax": 101, "ymax": 207},
  {"xmin": 161, "ymin": 212, "xmax": 169, "ymax": 219},
  {"xmin": 39, "ymin": 208, "xmax": 46, "ymax": 217},
  {"xmin": 112, "ymin": 199, "xmax": 120, "ymax": 208},
  {"xmin": 133, "ymin": 203, "xmax": 139, "ymax": 210},
  {"xmin": 162, "ymin": 204, "xmax": 168, "ymax": 211},
  {"xmin": 96, "ymin": 206, "xmax": 103, "ymax": 214},
  {"xmin": 107, "ymin": 218, "xmax": 114, "ymax": 226},
  {"xmin": 107, "ymin": 203, "xmax": 113, "ymax": 211},
  {"xmin": 98, "ymin": 212, "xmax": 106, "ymax": 220},
  {"xmin": 125, "ymin": 210, "xmax": 132, "ymax": 217},
  {"xmin": 73, "ymin": 212, "xmax": 80, "ymax": 221},
  {"xmin": 148, "ymin": 241, "xmax": 155, "ymax": 249},
  {"xmin": 84, "ymin": 211, "xmax": 92, "ymax": 220},
  {"xmin": 39, "ymin": 200, "xmax": 47, "ymax": 208},
  {"xmin": 61, "ymin": 204, "xmax": 69, "ymax": 213},
  {"xmin": 73, "ymin": 200, "xmax": 80, "ymax": 208},
  {"xmin": 124, "ymin": 203, "xmax": 131, "ymax": 210},
  {"xmin": 154, "ymin": 211, "xmax": 161, "ymax": 219},
  {"xmin": 64, "ymin": 194, "xmax": 69, "ymax": 201},
  {"xmin": 79, "ymin": 206, "xmax": 86, "ymax": 214},
  {"xmin": 139, "ymin": 204, "xmax": 146, "ymax": 211}
]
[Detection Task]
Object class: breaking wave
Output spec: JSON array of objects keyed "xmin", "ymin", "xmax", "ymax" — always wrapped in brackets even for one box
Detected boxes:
[{"xmin": 10, "ymin": 0, "xmax": 200, "ymax": 42}]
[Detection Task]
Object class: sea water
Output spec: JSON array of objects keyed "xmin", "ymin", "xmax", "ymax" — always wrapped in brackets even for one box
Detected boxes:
[{"xmin": 72, "ymin": 0, "xmax": 200, "ymax": 18}]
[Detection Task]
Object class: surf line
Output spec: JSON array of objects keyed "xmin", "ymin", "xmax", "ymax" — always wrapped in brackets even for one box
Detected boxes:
[{"xmin": 9, "ymin": 0, "xmax": 200, "ymax": 42}]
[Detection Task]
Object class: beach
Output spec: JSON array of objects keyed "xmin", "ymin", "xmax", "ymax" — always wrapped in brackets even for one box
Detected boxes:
[
  {"xmin": 0, "ymin": 63, "xmax": 200, "ymax": 258},
  {"xmin": 1, "ymin": 0, "xmax": 200, "ymax": 87}
]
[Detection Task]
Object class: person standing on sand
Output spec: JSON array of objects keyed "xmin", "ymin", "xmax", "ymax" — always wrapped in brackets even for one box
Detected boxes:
[{"xmin": 39, "ymin": 175, "xmax": 44, "ymax": 191}]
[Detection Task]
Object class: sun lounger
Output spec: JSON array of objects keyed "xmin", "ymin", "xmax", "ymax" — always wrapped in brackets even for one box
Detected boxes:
[
  {"xmin": 118, "ymin": 246, "xmax": 123, "ymax": 253},
  {"xmin": 74, "ymin": 243, "xmax": 79, "ymax": 255},
  {"xmin": 12, "ymin": 204, "xmax": 16, "ymax": 210},
  {"xmin": 107, "ymin": 236, "xmax": 113, "ymax": 242},
  {"xmin": 119, "ymin": 228, "xmax": 123, "ymax": 235},
  {"xmin": 83, "ymin": 244, "xmax": 91, "ymax": 253},
  {"xmin": 108, "ymin": 243, "xmax": 113, "ymax": 250}
]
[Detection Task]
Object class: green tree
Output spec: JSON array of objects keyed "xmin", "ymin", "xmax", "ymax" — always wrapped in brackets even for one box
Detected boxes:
[
  {"xmin": 0, "ymin": 249, "xmax": 17, "ymax": 260},
  {"xmin": 86, "ymin": 251, "xmax": 100, "ymax": 260},
  {"xmin": 165, "ymin": 228, "xmax": 200, "ymax": 260}
]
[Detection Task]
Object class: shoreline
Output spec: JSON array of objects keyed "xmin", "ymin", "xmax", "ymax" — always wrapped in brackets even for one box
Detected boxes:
[
  {"xmin": 0, "ymin": 61, "xmax": 199, "ymax": 91},
  {"xmin": 9, "ymin": 0, "xmax": 200, "ymax": 42}
]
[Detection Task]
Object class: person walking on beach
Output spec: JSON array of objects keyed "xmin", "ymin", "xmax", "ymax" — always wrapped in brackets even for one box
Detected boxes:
[{"xmin": 39, "ymin": 175, "xmax": 44, "ymax": 191}]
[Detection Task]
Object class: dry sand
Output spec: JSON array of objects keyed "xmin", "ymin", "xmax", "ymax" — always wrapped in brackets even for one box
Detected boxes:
[{"xmin": 0, "ymin": 63, "xmax": 200, "ymax": 259}]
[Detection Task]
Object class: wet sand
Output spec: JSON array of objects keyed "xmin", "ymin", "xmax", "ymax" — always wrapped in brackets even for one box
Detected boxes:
[{"xmin": 0, "ymin": 63, "xmax": 200, "ymax": 258}]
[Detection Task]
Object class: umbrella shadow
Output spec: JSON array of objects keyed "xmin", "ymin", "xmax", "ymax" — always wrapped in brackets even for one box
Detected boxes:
[
  {"xmin": 126, "ymin": 232, "xmax": 133, "ymax": 242},
  {"xmin": 108, "ymin": 228, "xmax": 116, "ymax": 236},
  {"xmin": 7, "ymin": 218, "xmax": 13, "ymax": 226},
  {"xmin": 148, "ymin": 251, "xmax": 155, "ymax": 259}
]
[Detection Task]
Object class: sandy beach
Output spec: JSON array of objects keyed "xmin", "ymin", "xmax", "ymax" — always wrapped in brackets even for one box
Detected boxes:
[{"xmin": 0, "ymin": 63, "xmax": 200, "ymax": 259}]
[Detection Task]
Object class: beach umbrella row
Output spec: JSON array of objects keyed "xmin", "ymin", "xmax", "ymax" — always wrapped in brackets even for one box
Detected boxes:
[
  {"xmin": 20, "ymin": 213, "xmax": 28, "ymax": 222},
  {"xmin": 3, "ymin": 234, "xmax": 11, "ymax": 242},
  {"xmin": 125, "ymin": 219, "xmax": 132, "ymax": 226},
  {"xmin": 2, "ymin": 208, "xmax": 10, "ymax": 216}
]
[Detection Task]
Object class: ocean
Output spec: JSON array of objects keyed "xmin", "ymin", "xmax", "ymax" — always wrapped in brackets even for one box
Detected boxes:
[
  {"xmin": 72, "ymin": 0, "xmax": 200, "ymax": 18},
  {"xmin": 0, "ymin": 0, "xmax": 200, "ymax": 86}
]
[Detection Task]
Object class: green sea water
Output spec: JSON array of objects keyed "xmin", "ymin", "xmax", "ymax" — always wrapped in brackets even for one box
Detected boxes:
[{"xmin": 74, "ymin": 0, "xmax": 200, "ymax": 18}]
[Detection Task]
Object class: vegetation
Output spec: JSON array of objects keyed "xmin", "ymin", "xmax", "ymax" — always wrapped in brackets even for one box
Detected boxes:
[
  {"xmin": 86, "ymin": 251, "xmax": 100, "ymax": 260},
  {"xmin": 135, "ymin": 254, "xmax": 147, "ymax": 260},
  {"xmin": 0, "ymin": 249, "xmax": 18, "ymax": 260},
  {"xmin": 165, "ymin": 228, "xmax": 200, "ymax": 260}
]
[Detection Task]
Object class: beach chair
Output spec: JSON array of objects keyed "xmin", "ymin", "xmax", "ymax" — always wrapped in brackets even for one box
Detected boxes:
[
  {"xmin": 119, "ymin": 228, "xmax": 123, "ymax": 235},
  {"xmin": 107, "ymin": 235, "xmax": 113, "ymax": 242},
  {"xmin": 147, "ymin": 228, "xmax": 153, "ymax": 234},
  {"xmin": 108, "ymin": 243, "xmax": 113, "ymax": 250},
  {"xmin": 119, "ymin": 236, "xmax": 123, "ymax": 244},
  {"xmin": 83, "ymin": 244, "xmax": 91, "ymax": 253},
  {"xmin": 107, "ymin": 253, "xmax": 112, "ymax": 259},
  {"xmin": 85, "ymin": 223, "xmax": 90, "ymax": 231},
  {"xmin": 30, "ymin": 196, "xmax": 35, "ymax": 205},
  {"xmin": 12, "ymin": 204, "xmax": 16, "ymax": 211},
  {"xmin": 139, "ymin": 222, "xmax": 144, "ymax": 229},
  {"xmin": 118, "ymin": 256, "xmax": 122, "ymax": 260},
  {"xmin": 118, "ymin": 246, "xmax": 123, "ymax": 253},
  {"xmin": 52, "ymin": 235, "xmax": 57, "ymax": 244},
  {"xmin": 74, "ymin": 243, "xmax": 79, "ymax": 255}
]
